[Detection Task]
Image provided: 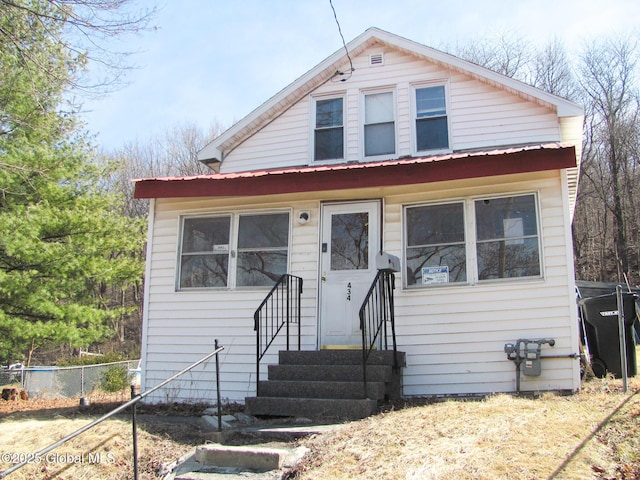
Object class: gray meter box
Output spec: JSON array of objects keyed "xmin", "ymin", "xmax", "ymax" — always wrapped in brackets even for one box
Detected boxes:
[{"xmin": 522, "ymin": 342, "xmax": 542, "ymax": 376}]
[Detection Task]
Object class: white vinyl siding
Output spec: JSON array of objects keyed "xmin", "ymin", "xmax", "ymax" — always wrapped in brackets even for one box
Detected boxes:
[
  {"xmin": 141, "ymin": 171, "xmax": 579, "ymax": 403},
  {"xmin": 448, "ymin": 75, "xmax": 560, "ymax": 150},
  {"xmin": 142, "ymin": 197, "xmax": 320, "ymax": 403},
  {"xmin": 140, "ymin": 41, "xmax": 580, "ymax": 402},
  {"xmin": 384, "ymin": 175, "xmax": 578, "ymax": 396},
  {"xmin": 220, "ymin": 47, "xmax": 562, "ymax": 173}
]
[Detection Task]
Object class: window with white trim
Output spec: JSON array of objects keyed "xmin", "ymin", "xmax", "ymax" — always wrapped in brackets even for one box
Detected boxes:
[
  {"xmin": 237, "ymin": 213, "xmax": 290, "ymax": 286},
  {"xmin": 414, "ymin": 85, "xmax": 449, "ymax": 152},
  {"xmin": 405, "ymin": 202, "xmax": 466, "ymax": 287},
  {"xmin": 475, "ymin": 194, "xmax": 540, "ymax": 280},
  {"xmin": 404, "ymin": 194, "xmax": 541, "ymax": 288},
  {"xmin": 314, "ymin": 97, "xmax": 344, "ymax": 161},
  {"xmin": 364, "ymin": 91, "xmax": 395, "ymax": 157},
  {"xmin": 179, "ymin": 212, "xmax": 290, "ymax": 289}
]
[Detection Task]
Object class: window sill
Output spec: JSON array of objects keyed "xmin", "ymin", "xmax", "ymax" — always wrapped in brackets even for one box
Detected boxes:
[
  {"xmin": 402, "ymin": 275, "xmax": 546, "ymax": 291},
  {"xmin": 413, "ymin": 147, "xmax": 452, "ymax": 157}
]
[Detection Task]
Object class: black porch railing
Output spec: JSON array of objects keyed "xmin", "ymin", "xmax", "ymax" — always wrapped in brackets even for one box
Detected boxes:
[
  {"xmin": 254, "ymin": 274, "xmax": 303, "ymax": 396},
  {"xmin": 359, "ymin": 270, "xmax": 398, "ymax": 397},
  {"xmin": 0, "ymin": 342, "xmax": 225, "ymax": 480}
]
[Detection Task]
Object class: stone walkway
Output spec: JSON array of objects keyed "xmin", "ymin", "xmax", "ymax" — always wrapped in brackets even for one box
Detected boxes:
[{"xmin": 161, "ymin": 412, "xmax": 348, "ymax": 480}]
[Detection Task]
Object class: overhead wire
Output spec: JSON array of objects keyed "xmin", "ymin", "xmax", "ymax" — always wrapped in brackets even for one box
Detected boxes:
[{"xmin": 329, "ymin": 0, "xmax": 354, "ymax": 82}]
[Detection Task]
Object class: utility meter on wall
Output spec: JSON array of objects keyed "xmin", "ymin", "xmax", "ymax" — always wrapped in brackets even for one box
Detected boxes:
[{"xmin": 522, "ymin": 342, "xmax": 542, "ymax": 376}]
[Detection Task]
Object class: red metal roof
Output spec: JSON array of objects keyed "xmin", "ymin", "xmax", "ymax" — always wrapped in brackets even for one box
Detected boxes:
[{"xmin": 133, "ymin": 143, "xmax": 576, "ymax": 199}]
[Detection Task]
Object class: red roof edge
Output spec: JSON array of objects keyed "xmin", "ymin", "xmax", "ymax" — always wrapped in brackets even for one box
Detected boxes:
[{"xmin": 133, "ymin": 144, "xmax": 576, "ymax": 199}]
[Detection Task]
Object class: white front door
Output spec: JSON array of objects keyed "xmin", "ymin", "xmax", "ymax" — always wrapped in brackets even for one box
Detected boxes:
[{"xmin": 319, "ymin": 201, "xmax": 380, "ymax": 347}]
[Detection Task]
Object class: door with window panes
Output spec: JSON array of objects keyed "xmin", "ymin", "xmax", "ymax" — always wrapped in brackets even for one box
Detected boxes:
[{"xmin": 319, "ymin": 201, "xmax": 380, "ymax": 346}]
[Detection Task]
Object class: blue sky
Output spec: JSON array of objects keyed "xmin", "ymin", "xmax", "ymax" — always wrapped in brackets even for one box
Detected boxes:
[{"xmin": 80, "ymin": 0, "xmax": 639, "ymax": 151}]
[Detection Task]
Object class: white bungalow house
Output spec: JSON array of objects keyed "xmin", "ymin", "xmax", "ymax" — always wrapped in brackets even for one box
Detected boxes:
[{"xmin": 134, "ymin": 28, "xmax": 584, "ymax": 414}]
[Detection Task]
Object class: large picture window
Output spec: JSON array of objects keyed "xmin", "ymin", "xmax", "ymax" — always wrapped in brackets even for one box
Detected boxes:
[
  {"xmin": 314, "ymin": 97, "xmax": 344, "ymax": 161},
  {"xmin": 415, "ymin": 85, "xmax": 449, "ymax": 152},
  {"xmin": 404, "ymin": 194, "xmax": 541, "ymax": 288},
  {"xmin": 179, "ymin": 212, "xmax": 290, "ymax": 289}
]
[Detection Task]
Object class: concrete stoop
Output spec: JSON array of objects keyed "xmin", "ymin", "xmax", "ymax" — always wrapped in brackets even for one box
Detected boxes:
[
  {"xmin": 164, "ymin": 350, "xmax": 405, "ymax": 478},
  {"xmin": 164, "ymin": 413, "xmax": 345, "ymax": 480},
  {"xmin": 245, "ymin": 349, "xmax": 405, "ymax": 421},
  {"xmin": 170, "ymin": 444, "xmax": 309, "ymax": 480}
]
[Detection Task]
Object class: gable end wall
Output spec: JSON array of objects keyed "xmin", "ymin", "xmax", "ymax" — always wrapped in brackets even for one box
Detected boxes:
[{"xmin": 220, "ymin": 47, "xmax": 561, "ymax": 174}]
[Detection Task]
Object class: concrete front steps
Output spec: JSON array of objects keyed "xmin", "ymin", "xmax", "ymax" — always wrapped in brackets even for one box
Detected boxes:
[
  {"xmin": 245, "ymin": 349, "xmax": 405, "ymax": 421},
  {"xmin": 172, "ymin": 441, "xmax": 309, "ymax": 479},
  {"xmin": 169, "ymin": 420, "xmax": 339, "ymax": 480}
]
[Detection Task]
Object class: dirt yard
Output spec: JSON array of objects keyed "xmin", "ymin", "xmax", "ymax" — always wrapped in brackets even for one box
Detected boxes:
[{"xmin": 1, "ymin": 373, "xmax": 640, "ymax": 479}]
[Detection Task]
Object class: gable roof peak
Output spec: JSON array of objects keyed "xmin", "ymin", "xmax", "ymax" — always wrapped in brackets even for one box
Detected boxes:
[{"xmin": 198, "ymin": 27, "xmax": 583, "ymax": 165}]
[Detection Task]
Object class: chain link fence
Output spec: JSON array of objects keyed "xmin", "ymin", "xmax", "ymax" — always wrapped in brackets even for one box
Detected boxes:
[{"xmin": 0, "ymin": 360, "xmax": 140, "ymax": 399}]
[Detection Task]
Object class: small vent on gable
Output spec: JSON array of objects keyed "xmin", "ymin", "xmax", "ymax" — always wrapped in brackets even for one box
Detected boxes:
[{"xmin": 369, "ymin": 53, "xmax": 384, "ymax": 66}]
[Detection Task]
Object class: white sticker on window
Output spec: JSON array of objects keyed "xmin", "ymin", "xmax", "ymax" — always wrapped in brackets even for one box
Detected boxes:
[
  {"xmin": 213, "ymin": 244, "xmax": 229, "ymax": 253},
  {"xmin": 504, "ymin": 217, "xmax": 524, "ymax": 245},
  {"xmin": 422, "ymin": 266, "xmax": 449, "ymax": 285}
]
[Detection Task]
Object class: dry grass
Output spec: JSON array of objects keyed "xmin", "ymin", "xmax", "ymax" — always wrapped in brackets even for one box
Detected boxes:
[
  {"xmin": 0, "ymin": 417, "xmax": 196, "ymax": 480},
  {"xmin": 2, "ymin": 361, "xmax": 640, "ymax": 479},
  {"xmin": 0, "ymin": 393, "xmax": 210, "ymax": 480},
  {"xmin": 293, "ymin": 376, "xmax": 640, "ymax": 480}
]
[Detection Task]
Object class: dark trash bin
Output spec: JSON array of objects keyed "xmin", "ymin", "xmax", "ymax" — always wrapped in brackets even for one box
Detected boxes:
[{"xmin": 578, "ymin": 292, "xmax": 638, "ymax": 378}]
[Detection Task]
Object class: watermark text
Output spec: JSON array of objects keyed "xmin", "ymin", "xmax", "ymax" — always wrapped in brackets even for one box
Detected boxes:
[{"xmin": 2, "ymin": 451, "xmax": 116, "ymax": 465}]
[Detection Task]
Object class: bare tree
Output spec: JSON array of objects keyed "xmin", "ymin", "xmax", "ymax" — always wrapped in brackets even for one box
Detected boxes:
[
  {"xmin": 532, "ymin": 37, "xmax": 578, "ymax": 101},
  {"xmin": 0, "ymin": 0, "xmax": 157, "ymax": 96},
  {"xmin": 575, "ymin": 33, "xmax": 640, "ymax": 282},
  {"xmin": 449, "ymin": 30, "xmax": 534, "ymax": 81},
  {"xmin": 107, "ymin": 120, "xmax": 225, "ymax": 217}
]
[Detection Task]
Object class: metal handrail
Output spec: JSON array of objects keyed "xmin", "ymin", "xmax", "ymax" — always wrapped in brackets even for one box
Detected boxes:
[
  {"xmin": 254, "ymin": 274, "xmax": 303, "ymax": 396},
  {"xmin": 0, "ymin": 342, "xmax": 225, "ymax": 480},
  {"xmin": 359, "ymin": 270, "xmax": 397, "ymax": 398}
]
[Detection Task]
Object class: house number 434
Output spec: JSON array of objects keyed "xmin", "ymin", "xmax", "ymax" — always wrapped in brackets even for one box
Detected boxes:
[{"xmin": 347, "ymin": 282, "xmax": 352, "ymax": 301}]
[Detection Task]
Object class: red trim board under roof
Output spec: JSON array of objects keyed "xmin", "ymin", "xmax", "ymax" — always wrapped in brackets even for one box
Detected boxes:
[{"xmin": 133, "ymin": 144, "xmax": 576, "ymax": 199}]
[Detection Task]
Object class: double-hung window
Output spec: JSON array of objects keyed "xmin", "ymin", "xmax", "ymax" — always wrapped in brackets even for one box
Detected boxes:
[
  {"xmin": 405, "ymin": 202, "xmax": 466, "ymax": 287},
  {"xmin": 415, "ymin": 85, "xmax": 449, "ymax": 152},
  {"xmin": 179, "ymin": 212, "xmax": 290, "ymax": 289},
  {"xmin": 180, "ymin": 216, "xmax": 231, "ymax": 288},
  {"xmin": 364, "ymin": 91, "xmax": 395, "ymax": 157},
  {"xmin": 236, "ymin": 213, "xmax": 290, "ymax": 286},
  {"xmin": 475, "ymin": 194, "xmax": 540, "ymax": 280},
  {"xmin": 314, "ymin": 97, "xmax": 344, "ymax": 161},
  {"xmin": 404, "ymin": 194, "xmax": 542, "ymax": 287}
]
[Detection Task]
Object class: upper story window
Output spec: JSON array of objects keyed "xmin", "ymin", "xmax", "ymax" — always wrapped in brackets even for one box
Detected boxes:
[
  {"xmin": 314, "ymin": 97, "xmax": 344, "ymax": 161},
  {"xmin": 178, "ymin": 212, "xmax": 290, "ymax": 289},
  {"xmin": 364, "ymin": 91, "xmax": 395, "ymax": 157},
  {"xmin": 415, "ymin": 85, "xmax": 449, "ymax": 152}
]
